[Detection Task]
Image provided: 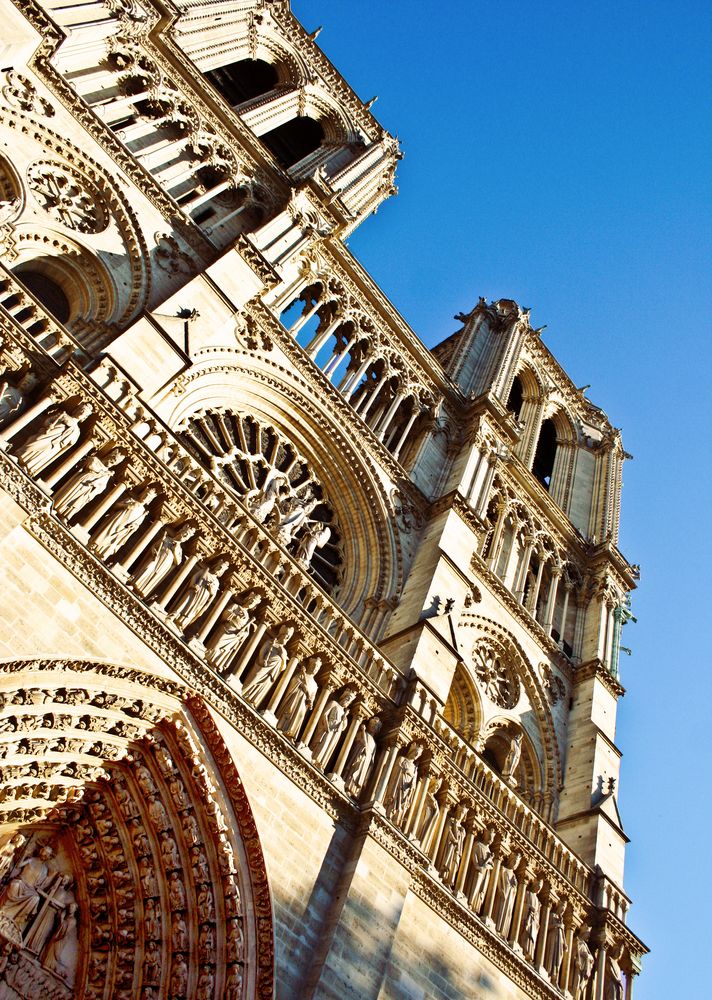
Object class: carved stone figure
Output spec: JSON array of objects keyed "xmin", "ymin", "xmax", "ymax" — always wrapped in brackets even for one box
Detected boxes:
[
  {"xmin": 168, "ymin": 871, "xmax": 186, "ymax": 910},
  {"xmin": 276, "ymin": 655, "xmax": 320, "ymax": 739},
  {"xmin": 42, "ymin": 901, "xmax": 78, "ymax": 983},
  {"xmin": 0, "ymin": 844, "xmax": 55, "ymax": 939},
  {"xmin": 605, "ymin": 947, "xmax": 625, "ymax": 1000},
  {"xmin": 312, "ymin": 688, "xmax": 356, "ymax": 769},
  {"xmin": 16, "ymin": 403, "xmax": 93, "ymax": 477},
  {"xmin": 206, "ymin": 591, "xmax": 261, "ymax": 673},
  {"xmin": 572, "ymin": 926, "xmax": 595, "ymax": 998},
  {"xmin": 520, "ymin": 879, "xmax": 542, "ymax": 960},
  {"xmin": 547, "ymin": 904, "xmax": 566, "ymax": 980},
  {"xmin": 147, "ymin": 794, "xmax": 169, "ymax": 831},
  {"xmin": 225, "ymin": 963, "xmax": 243, "ymax": 999},
  {"xmin": 344, "ymin": 716, "xmax": 382, "ymax": 796},
  {"xmin": 242, "ymin": 624, "xmax": 294, "ymax": 707},
  {"xmin": 169, "ymin": 953, "xmax": 188, "ymax": 996},
  {"xmin": 0, "ymin": 372, "xmax": 38, "ymax": 427},
  {"xmin": 53, "ymin": 448, "xmax": 126, "ymax": 518},
  {"xmin": 294, "ymin": 519, "xmax": 331, "ymax": 569},
  {"xmin": 275, "ymin": 493, "xmax": 316, "ymax": 546},
  {"xmin": 440, "ymin": 805, "xmax": 467, "ymax": 886},
  {"xmin": 91, "ymin": 486, "xmax": 159, "ymax": 560},
  {"xmin": 169, "ymin": 557, "xmax": 230, "ymax": 630},
  {"xmin": 0, "ymin": 832, "xmax": 28, "ymax": 881},
  {"xmin": 24, "ymin": 872, "xmax": 75, "ymax": 955},
  {"xmin": 386, "ymin": 742, "xmax": 422, "ymax": 827},
  {"xmin": 131, "ymin": 522, "xmax": 195, "ymax": 596},
  {"xmin": 171, "ymin": 912, "xmax": 188, "ymax": 951},
  {"xmin": 244, "ymin": 470, "xmax": 287, "ymax": 523},
  {"xmin": 494, "ymin": 852, "xmax": 521, "ymax": 936},
  {"xmin": 502, "ymin": 729, "xmax": 523, "ymax": 785},
  {"xmin": 418, "ymin": 777, "xmax": 442, "ymax": 850}
]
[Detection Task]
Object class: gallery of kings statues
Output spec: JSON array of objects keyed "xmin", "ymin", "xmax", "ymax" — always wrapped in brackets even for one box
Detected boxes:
[{"xmin": 0, "ymin": 0, "xmax": 647, "ymax": 998}]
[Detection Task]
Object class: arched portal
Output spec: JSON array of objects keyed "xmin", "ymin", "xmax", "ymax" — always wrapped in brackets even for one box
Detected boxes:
[{"xmin": 0, "ymin": 659, "xmax": 274, "ymax": 1000}]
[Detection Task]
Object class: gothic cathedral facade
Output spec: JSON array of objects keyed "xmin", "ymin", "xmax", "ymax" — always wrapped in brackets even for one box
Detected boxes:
[{"xmin": 0, "ymin": 1, "xmax": 647, "ymax": 998}]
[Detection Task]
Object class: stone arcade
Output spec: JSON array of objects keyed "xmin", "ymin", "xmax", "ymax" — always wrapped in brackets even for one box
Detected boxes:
[{"xmin": 0, "ymin": 1, "xmax": 647, "ymax": 998}]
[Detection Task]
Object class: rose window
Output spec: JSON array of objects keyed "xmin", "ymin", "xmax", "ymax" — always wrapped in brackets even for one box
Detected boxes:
[
  {"xmin": 27, "ymin": 161, "xmax": 108, "ymax": 234},
  {"xmin": 473, "ymin": 643, "xmax": 520, "ymax": 709},
  {"xmin": 179, "ymin": 408, "xmax": 343, "ymax": 592}
]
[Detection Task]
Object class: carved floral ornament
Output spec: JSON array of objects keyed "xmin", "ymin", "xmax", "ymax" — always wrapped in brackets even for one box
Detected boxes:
[
  {"xmin": 27, "ymin": 161, "xmax": 109, "ymax": 235},
  {"xmin": 472, "ymin": 641, "xmax": 521, "ymax": 710},
  {"xmin": 0, "ymin": 660, "xmax": 274, "ymax": 1000}
]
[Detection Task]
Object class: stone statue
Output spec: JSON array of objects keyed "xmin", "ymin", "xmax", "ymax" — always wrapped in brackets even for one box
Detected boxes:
[
  {"xmin": 169, "ymin": 556, "xmax": 230, "ymax": 630},
  {"xmin": 494, "ymin": 852, "xmax": 521, "ymax": 936},
  {"xmin": 294, "ymin": 519, "xmax": 331, "ymax": 569},
  {"xmin": 386, "ymin": 742, "xmax": 422, "ymax": 827},
  {"xmin": 0, "ymin": 372, "xmax": 38, "ymax": 427},
  {"xmin": 276, "ymin": 655, "xmax": 321, "ymax": 739},
  {"xmin": 605, "ymin": 947, "xmax": 625, "ymax": 1000},
  {"xmin": 502, "ymin": 729, "xmax": 523, "ymax": 785},
  {"xmin": 312, "ymin": 688, "xmax": 357, "ymax": 769},
  {"xmin": 242, "ymin": 624, "xmax": 294, "ymax": 707},
  {"xmin": 344, "ymin": 716, "xmax": 382, "ymax": 797},
  {"xmin": 440, "ymin": 805, "xmax": 467, "ymax": 887},
  {"xmin": 520, "ymin": 879, "xmax": 542, "ymax": 960},
  {"xmin": 206, "ymin": 591, "xmax": 262, "ymax": 673},
  {"xmin": 0, "ymin": 832, "xmax": 28, "ymax": 882},
  {"xmin": 42, "ymin": 901, "xmax": 78, "ymax": 983},
  {"xmin": 53, "ymin": 448, "xmax": 126, "ymax": 518},
  {"xmin": 91, "ymin": 485, "xmax": 159, "ymax": 560},
  {"xmin": 418, "ymin": 777, "xmax": 442, "ymax": 850},
  {"xmin": 572, "ymin": 926, "xmax": 595, "ymax": 998},
  {"xmin": 547, "ymin": 904, "xmax": 566, "ymax": 981},
  {"xmin": 0, "ymin": 844, "xmax": 55, "ymax": 939},
  {"xmin": 244, "ymin": 470, "xmax": 288, "ymax": 524},
  {"xmin": 15, "ymin": 402, "xmax": 93, "ymax": 477},
  {"xmin": 131, "ymin": 522, "xmax": 196, "ymax": 596},
  {"xmin": 275, "ymin": 493, "xmax": 316, "ymax": 547}
]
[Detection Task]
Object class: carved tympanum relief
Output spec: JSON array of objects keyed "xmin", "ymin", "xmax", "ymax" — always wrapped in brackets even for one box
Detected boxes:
[
  {"xmin": 179, "ymin": 409, "xmax": 342, "ymax": 591},
  {"xmin": 0, "ymin": 661, "xmax": 275, "ymax": 1000}
]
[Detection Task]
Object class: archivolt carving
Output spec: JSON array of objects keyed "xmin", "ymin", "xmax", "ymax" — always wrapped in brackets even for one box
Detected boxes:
[{"xmin": 0, "ymin": 659, "xmax": 274, "ymax": 999}]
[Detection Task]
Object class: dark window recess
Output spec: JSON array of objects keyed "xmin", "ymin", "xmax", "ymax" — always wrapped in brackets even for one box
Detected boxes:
[
  {"xmin": 532, "ymin": 418, "xmax": 557, "ymax": 490},
  {"xmin": 15, "ymin": 271, "xmax": 70, "ymax": 325},
  {"xmin": 206, "ymin": 60, "xmax": 278, "ymax": 106},
  {"xmin": 506, "ymin": 375, "xmax": 524, "ymax": 418},
  {"xmin": 261, "ymin": 117, "xmax": 324, "ymax": 170}
]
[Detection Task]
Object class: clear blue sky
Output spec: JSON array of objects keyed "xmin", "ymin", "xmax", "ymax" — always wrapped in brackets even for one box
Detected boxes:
[{"xmin": 293, "ymin": 1, "xmax": 711, "ymax": 995}]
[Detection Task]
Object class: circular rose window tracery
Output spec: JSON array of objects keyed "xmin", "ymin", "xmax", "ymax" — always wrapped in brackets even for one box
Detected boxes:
[
  {"xmin": 179, "ymin": 408, "xmax": 343, "ymax": 593},
  {"xmin": 27, "ymin": 160, "xmax": 108, "ymax": 234},
  {"xmin": 472, "ymin": 643, "xmax": 521, "ymax": 709}
]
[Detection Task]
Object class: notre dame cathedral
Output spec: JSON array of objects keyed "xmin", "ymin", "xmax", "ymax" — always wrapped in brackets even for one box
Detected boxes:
[{"xmin": 0, "ymin": 1, "xmax": 647, "ymax": 998}]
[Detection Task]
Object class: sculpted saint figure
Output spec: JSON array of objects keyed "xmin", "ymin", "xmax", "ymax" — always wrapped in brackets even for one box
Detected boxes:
[
  {"xmin": 206, "ymin": 591, "xmax": 262, "ymax": 673},
  {"xmin": 418, "ymin": 777, "xmax": 442, "ymax": 851},
  {"xmin": 91, "ymin": 486, "xmax": 159, "ymax": 560},
  {"xmin": 275, "ymin": 494, "xmax": 318, "ymax": 547},
  {"xmin": 0, "ymin": 372, "xmax": 38, "ymax": 426},
  {"xmin": 132, "ymin": 522, "xmax": 195, "ymax": 596},
  {"xmin": 502, "ymin": 729, "xmax": 523, "ymax": 785},
  {"xmin": 547, "ymin": 904, "xmax": 567, "ymax": 980},
  {"xmin": 276, "ymin": 655, "xmax": 321, "ymax": 739},
  {"xmin": 344, "ymin": 716, "xmax": 382, "ymax": 797},
  {"xmin": 294, "ymin": 520, "xmax": 331, "ymax": 569},
  {"xmin": 312, "ymin": 688, "xmax": 357, "ymax": 769},
  {"xmin": 605, "ymin": 947, "xmax": 625, "ymax": 1000},
  {"xmin": 386, "ymin": 743, "xmax": 422, "ymax": 827},
  {"xmin": 16, "ymin": 402, "xmax": 92, "ymax": 477},
  {"xmin": 169, "ymin": 557, "xmax": 230, "ymax": 630},
  {"xmin": 53, "ymin": 448, "xmax": 126, "ymax": 518},
  {"xmin": 244, "ymin": 471, "xmax": 287, "ymax": 524},
  {"xmin": 0, "ymin": 844, "xmax": 55, "ymax": 937},
  {"xmin": 0, "ymin": 832, "xmax": 28, "ymax": 881},
  {"xmin": 440, "ymin": 805, "xmax": 467, "ymax": 886},
  {"xmin": 42, "ymin": 901, "xmax": 78, "ymax": 983},
  {"xmin": 242, "ymin": 624, "xmax": 294, "ymax": 707},
  {"xmin": 494, "ymin": 852, "xmax": 521, "ymax": 936},
  {"xmin": 520, "ymin": 879, "xmax": 543, "ymax": 960},
  {"xmin": 572, "ymin": 926, "xmax": 595, "ymax": 998}
]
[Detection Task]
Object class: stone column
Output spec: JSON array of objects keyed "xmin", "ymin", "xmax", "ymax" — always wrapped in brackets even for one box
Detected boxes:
[
  {"xmin": 534, "ymin": 889, "xmax": 553, "ymax": 975},
  {"xmin": 481, "ymin": 850, "xmax": 503, "ymax": 927},
  {"xmin": 262, "ymin": 654, "xmax": 301, "ymax": 726},
  {"xmin": 329, "ymin": 704, "xmax": 369, "ymax": 783},
  {"xmin": 375, "ymin": 390, "xmax": 406, "ymax": 442},
  {"xmin": 195, "ymin": 586, "xmax": 234, "ymax": 645},
  {"xmin": 228, "ymin": 621, "xmax": 268, "ymax": 684},
  {"xmin": 507, "ymin": 867, "xmax": 530, "ymax": 952},
  {"xmin": 543, "ymin": 565, "xmax": 563, "ymax": 633},
  {"xmin": 43, "ymin": 438, "xmax": 94, "ymax": 488},
  {"xmin": 368, "ymin": 735, "xmax": 401, "ymax": 809},
  {"xmin": 513, "ymin": 534, "xmax": 535, "ymax": 602},
  {"xmin": 299, "ymin": 677, "xmax": 338, "ymax": 756},
  {"xmin": 119, "ymin": 518, "xmax": 164, "ymax": 574},
  {"xmin": 1, "ymin": 393, "xmax": 57, "ymax": 442},
  {"xmin": 391, "ymin": 404, "xmax": 420, "ymax": 461},
  {"xmin": 79, "ymin": 483, "xmax": 127, "ymax": 532},
  {"xmin": 158, "ymin": 554, "xmax": 199, "ymax": 612},
  {"xmin": 455, "ymin": 817, "xmax": 477, "ymax": 896},
  {"xmin": 307, "ymin": 314, "xmax": 343, "ymax": 360}
]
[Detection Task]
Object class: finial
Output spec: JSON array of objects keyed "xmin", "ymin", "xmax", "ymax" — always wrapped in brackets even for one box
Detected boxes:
[
  {"xmin": 308, "ymin": 26, "xmax": 323, "ymax": 40},
  {"xmin": 365, "ymin": 96, "xmax": 378, "ymax": 109},
  {"xmin": 577, "ymin": 384, "xmax": 591, "ymax": 394}
]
